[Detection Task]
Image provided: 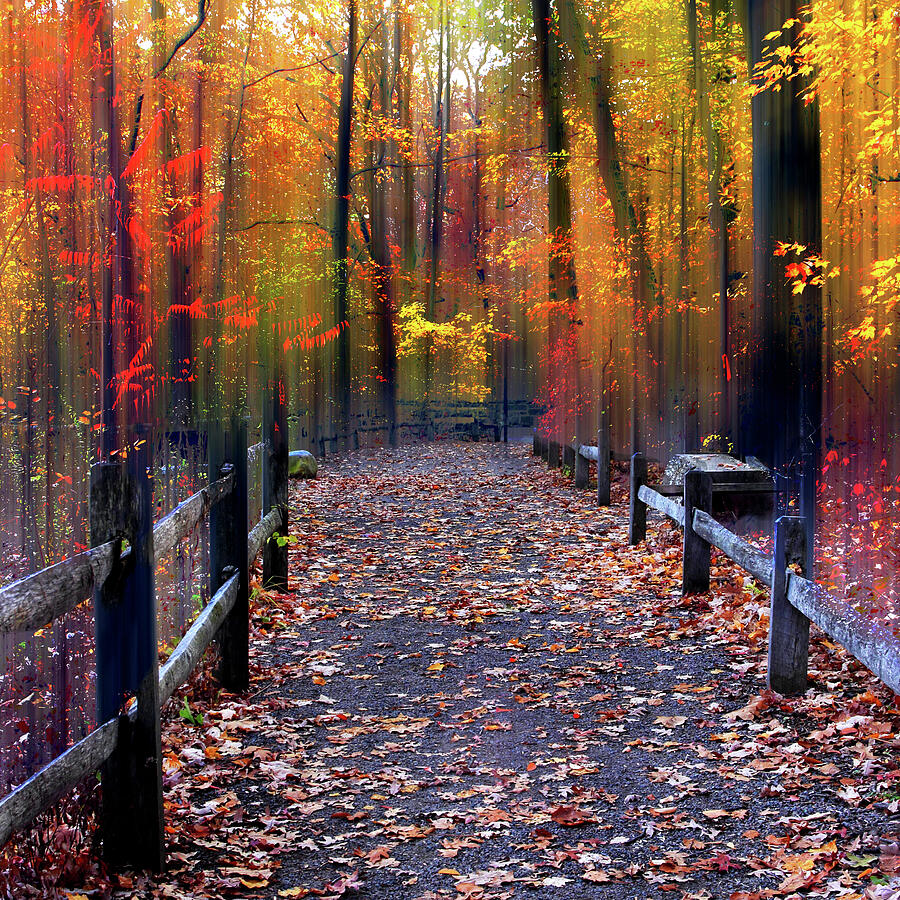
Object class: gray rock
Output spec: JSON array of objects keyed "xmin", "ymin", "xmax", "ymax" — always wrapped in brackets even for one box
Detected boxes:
[
  {"xmin": 661, "ymin": 453, "xmax": 767, "ymax": 486},
  {"xmin": 289, "ymin": 450, "xmax": 318, "ymax": 479}
]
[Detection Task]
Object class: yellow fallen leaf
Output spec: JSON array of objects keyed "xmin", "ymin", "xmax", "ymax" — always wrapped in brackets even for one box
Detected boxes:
[
  {"xmin": 438, "ymin": 868, "xmax": 461, "ymax": 876},
  {"xmin": 782, "ymin": 853, "xmax": 816, "ymax": 874},
  {"xmin": 427, "ymin": 662, "xmax": 445, "ymax": 672}
]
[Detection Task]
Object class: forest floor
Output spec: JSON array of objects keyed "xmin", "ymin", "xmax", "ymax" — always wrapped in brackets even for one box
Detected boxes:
[{"xmin": 29, "ymin": 442, "xmax": 900, "ymax": 899}]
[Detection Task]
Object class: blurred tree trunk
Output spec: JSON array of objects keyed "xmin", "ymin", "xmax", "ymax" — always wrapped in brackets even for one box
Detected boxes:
[
  {"xmin": 424, "ymin": 0, "xmax": 449, "ymax": 432},
  {"xmin": 745, "ymin": 0, "xmax": 822, "ymax": 573},
  {"xmin": 560, "ymin": 0, "xmax": 654, "ymax": 454},
  {"xmin": 370, "ymin": 15, "xmax": 398, "ymax": 445},
  {"xmin": 333, "ymin": 0, "xmax": 357, "ymax": 442},
  {"xmin": 688, "ymin": 0, "xmax": 734, "ymax": 447},
  {"xmin": 533, "ymin": 0, "xmax": 581, "ymax": 448},
  {"xmin": 91, "ymin": 0, "xmax": 120, "ymax": 456}
]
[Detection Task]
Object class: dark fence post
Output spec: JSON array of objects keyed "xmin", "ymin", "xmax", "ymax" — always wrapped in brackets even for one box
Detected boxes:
[
  {"xmin": 574, "ymin": 444, "xmax": 589, "ymax": 490},
  {"xmin": 597, "ymin": 420, "xmax": 611, "ymax": 506},
  {"xmin": 628, "ymin": 451, "xmax": 647, "ymax": 544},
  {"xmin": 91, "ymin": 431, "xmax": 164, "ymax": 870},
  {"xmin": 683, "ymin": 469, "xmax": 713, "ymax": 594},
  {"xmin": 540, "ymin": 434, "xmax": 550, "ymax": 463},
  {"xmin": 263, "ymin": 370, "xmax": 289, "ymax": 591},
  {"xmin": 210, "ymin": 417, "xmax": 250, "ymax": 692},
  {"xmin": 532, "ymin": 430, "xmax": 539, "ymax": 456},
  {"xmin": 548, "ymin": 440, "xmax": 561, "ymax": 468},
  {"xmin": 768, "ymin": 515, "xmax": 809, "ymax": 694},
  {"xmin": 563, "ymin": 442, "xmax": 576, "ymax": 474}
]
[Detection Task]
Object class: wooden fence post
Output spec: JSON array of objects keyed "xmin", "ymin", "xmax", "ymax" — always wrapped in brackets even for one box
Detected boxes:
[
  {"xmin": 91, "ymin": 432, "xmax": 164, "ymax": 870},
  {"xmin": 210, "ymin": 417, "xmax": 249, "ymax": 692},
  {"xmin": 628, "ymin": 451, "xmax": 647, "ymax": 544},
  {"xmin": 532, "ymin": 430, "xmax": 539, "ymax": 455},
  {"xmin": 548, "ymin": 440, "xmax": 561, "ymax": 468},
  {"xmin": 597, "ymin": 421, "xmax": 611, "ymax": 506},
  {"xmin": 683, "ymin": 469, "xmax": 713, "ymax": 594},
  {"xmin": 541, "ymin": 434, "xmax": 550, "ymax": 463},
  {"xmin": 768, "ymin": 515, "xmax": 809, "ymax": 694},
  {"xmin": 563, "ymin": 442, "xmax": 576, "ymax": 474},
  {"xmin": 574, "ymin": 445, "xmax": 589, "ymax": 490},
  {"xmin": 263, "ymin": 370, "xmax": 289, "ymax": 592}
]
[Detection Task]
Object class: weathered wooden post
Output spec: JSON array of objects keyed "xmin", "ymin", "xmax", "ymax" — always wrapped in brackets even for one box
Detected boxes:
[
  {"xmin": 563, "ymin": 442, "xmax": 576, "ymax": 474},
  {"xmin": 628, "ymin": 451, "xmax": 647, "ymax": 544},
  {"xmin": 574, "ymin": 444, "xmax": 589, "ymax": 490},
  {"xmin": 532, "ymin": 430, "xmax": 539, "ymax": 455},
  {"xmin": 597, "ymin": 420, "xmax": 611, "ymax": 506},
  {"xmin": 768, "ymin": 515, "xmax": 809, "ymax": 694},
  {"xmin": 91, "ymin": 431, "xmax": 164, "ymax": 870},
  {"xmin": 683, "ymin": 469, "xmax": 713, "ymax": 594},
  {"xmin": 263, "ymin": 370, "xmax": 289, "ymax": 591},
  {"xmin": 540, "ymin": 433, "xmax": 550, "ymax": 462},
  {"xmin": 210, "ymin": 417, "xmax": 250, "ymax": 692},
  {"xmin": 548, "ymin": 439, "xmax": 561, "ymax": 468}
]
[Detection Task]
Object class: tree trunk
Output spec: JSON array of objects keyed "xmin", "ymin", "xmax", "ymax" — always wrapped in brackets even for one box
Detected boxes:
[
  {"xmin": 533, "ymin": 0, "xmax": 581, "ymax": 449},
  {"xmin": 688, "ymin": 0, "xmax": 733, "ymax": 447},
  {"xmin": 370, "ymin": 16, "xmax": 398, "ymax": 445},
  {"xmin": 745, "ymin": 0, "xmax": 822, "ymax": 575},
  {"xmin": 423, "ymin": 0, "xmax": 447, "ymax": 431},
  {"xmin": 333, "ymin": 0, "xmax": 358, "ymax": 442}
]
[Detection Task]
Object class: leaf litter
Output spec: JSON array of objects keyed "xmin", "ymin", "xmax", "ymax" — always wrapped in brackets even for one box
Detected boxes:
[{"xmin": 7, "ymin": 441, "xmax": 900, "ymax": 900}]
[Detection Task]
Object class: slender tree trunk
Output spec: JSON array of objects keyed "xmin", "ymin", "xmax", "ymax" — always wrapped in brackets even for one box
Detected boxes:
[
  {"xmin": 370, "ymin": 17, "xmax": 398, "ymax": 445},
  {"xmin": 333, "ymin": 0, "xmax": 358, "ymax": 442},
  {"xmin": 92, "ymin": 0, "xmax": 120, "ymax": 457},
  {"xmin": 423, "ymin": 0, "xmax": 446, "ymax": 431}
]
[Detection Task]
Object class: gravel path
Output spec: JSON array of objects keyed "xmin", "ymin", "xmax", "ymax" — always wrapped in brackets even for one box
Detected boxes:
[{"xmin": 130, "ymin": 441, "xmax": 898, "ymax": 900}]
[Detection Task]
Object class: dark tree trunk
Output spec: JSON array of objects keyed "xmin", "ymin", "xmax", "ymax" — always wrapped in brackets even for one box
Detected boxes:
[
  {"xmin": 369, "ymin": 16, "xmax": 398, "ymax": 445},
  {"xmin": 333, "ymin": 0, "xmax": 358, "ymax": 441},
  {"xmin": 745, "ymin": 0, "xmax": 822, "ymax": 575}
]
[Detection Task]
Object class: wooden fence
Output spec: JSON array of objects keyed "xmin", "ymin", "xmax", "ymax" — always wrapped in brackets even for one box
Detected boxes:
[
  {"xmin": 0, "ymin": 416, "xmax": 288, "ymax": 870},
  {"xmin": 532, "ymin": 434, "xmax": 900, "ymax": 700}
]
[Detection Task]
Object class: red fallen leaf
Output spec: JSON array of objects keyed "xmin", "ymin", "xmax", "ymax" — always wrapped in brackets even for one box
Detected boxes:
[
  {"xmin": 707, "ymin": 852, "xmax": 742, "ymax": 872},
  {"xmin": 550, "ymin": 805, "xmax": 597, "ymax": 827},
  {"xmin": 331, "ymin": 810, "xmax": 367, "ymax": 821}
]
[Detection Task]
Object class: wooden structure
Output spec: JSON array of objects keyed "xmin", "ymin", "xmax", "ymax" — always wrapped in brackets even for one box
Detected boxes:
[
  {"xmin": 0, "ymin": 418, "xmax": 288, "ymax": 868},
  {"xmin": 531, "ymin": 435, "xmax": 900, "ymax": 698},
  {"xmin": 628, "ymin": 452, "xmax": 900, "ymax": 697},
  {"xmin": 532, "ymin": 429, "xmax": 612, "ymax": 508}
]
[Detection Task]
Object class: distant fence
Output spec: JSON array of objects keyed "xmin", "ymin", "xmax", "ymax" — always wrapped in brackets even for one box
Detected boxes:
[
  {"xmin": 532, "ymin": 433, "xmax": 900, "ymax": 699},
  {"xmin": 0, "ymin": 414, "xmax": 289, "ymax": 871},
  {"xmin": 294, "ymin": 398, "xmax": 539, "ymax": 453}
]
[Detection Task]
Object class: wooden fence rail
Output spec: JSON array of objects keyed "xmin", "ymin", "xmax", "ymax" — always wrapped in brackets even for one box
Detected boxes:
[
  {"xmin": 0, "ymin": 417, "xmax": 288, "ymax": 869},
  {"xmin": 531, "ymin": 433, "xmax": 900, "ymax": 699},
  {"xmin": 628, "ymin": 451, "xmax": 900, "ymax": 698}
]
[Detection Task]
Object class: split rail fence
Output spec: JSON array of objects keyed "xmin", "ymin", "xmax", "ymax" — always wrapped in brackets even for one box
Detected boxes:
[
  {"xmin": 0, "ymin": 415, "xmax": 289, "ymax": 870},
  {"xmin": 532, "ymin": 433, "xmax": 900, "ymax": 700}
]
